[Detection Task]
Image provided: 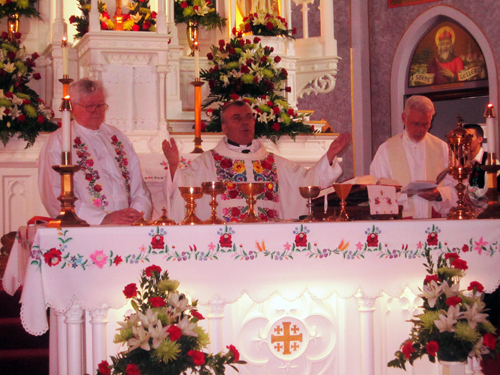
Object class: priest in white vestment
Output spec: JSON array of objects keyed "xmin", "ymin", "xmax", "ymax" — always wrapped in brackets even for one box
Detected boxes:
[
  {"xmin": 370, "ymin": 95, "xmax": 457, "ymax": 219},
  {"xmin": 162, "ymin": 100, "xmax": 351, "ymax": 222},
  {"xmin": 38, "ymin": 79, "xmax": 152, "ymax": 225}
]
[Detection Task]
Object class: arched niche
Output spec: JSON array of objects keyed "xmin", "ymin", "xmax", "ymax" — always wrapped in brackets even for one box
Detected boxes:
[{"xmin": 390, "ymin": 6, "xmax": 498, "ymax": 137}]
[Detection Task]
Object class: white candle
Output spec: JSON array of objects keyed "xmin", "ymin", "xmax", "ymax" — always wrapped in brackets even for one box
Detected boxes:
[
  {"xmin": 324, "ymin": 193, "xmax": 328, "ymax": 214},
  {"xmin": 61, "ymin": 95, "xmax": 71, "ymax": 152},
  {"xmin": 485, "ymin": 104, "xmax": 496, "ymax": 156},
  {"xmin": 194, "ymin": 44, "xmax": 200, "ymax": 80},
  {"xmin": 62, "ymin": 37, "xmax": 69, "ymax": 77}
]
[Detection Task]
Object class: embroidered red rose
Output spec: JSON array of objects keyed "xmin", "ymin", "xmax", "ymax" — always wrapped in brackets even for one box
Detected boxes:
[
  {"xmin": 265, "ymin": 191, "xmax": 274, "ymax": 201},
  {"xmin": 230, "ymin": 207, "xmax": 240, "ymax": 217},
  {"xmin": 445, "ymin": 296, "xmax": 462, "ymax": 307},
  {"xmin": 167, "ymin": 325, "xmax": 182, "ymax": 341},
  {"xmin": 74, "ymin": 137, "xmax": 82, "ymax": 145},
  {"xmin": 367, "ymin": 233, "xmax": 378, "ymax": 247},
  {"xmin": 125, "ymin": 363, "xmax": 140, "ymax": 375},
  {"xmin": 94, "ymin": 184, "xmax": 102, "ymax": 192},
  {"xmin": 462, "ymin": 244, "xmax": 469, "ymax": 252},
  {"xmin": 43, "ymin": 248, "xmax": 62, "ymax": 267},
  {"xmin": 151, "ymin": 235, "xmax": 165, "ymax": 249},
  {"xmin": 146, "ymin": 265, "xmax": 162, "ymax": 277},
  {"xmin": 402, "ymin": 341, "xmax": 415, "ymax": 359},
  {"xmin": 467, "ymin": 281, "xmax": 484, "ymax": 293},
  {"xmin": 220, "ymin": 158, "xmax": 233, "ymax": 169},
  {"xmin": 427, "ymin": 232, "xmax": 438, "ymax": 246},
  {"xmin": 426, "ymin": 341, "xmax": 439, "ymax": 357},
  {"xmin": 261, "ymin": 160, "xmax": 272, "ymax": 170},
  {"xmin": 188, "ymin": 350, "xmax": 205, "ymax": 365},
  {"xmin": 228, "ymin": 190, "xmax": 239, "ymax": 199},
  {"xmin": 149, "ymin": 297, "xmax": 166, "ymax": 307},
  {"xmin": 123, "ymin": 283, "xmax": 137, "ymax": 298},
  {"xmin": 191, "ymin": 310, "xmax": 205, "ymax": 320},
  {"xmin": 295, "ymin": 233, "xmax": 307, "ymax": 247},
  {"xmin": 227, "ymin": 344, "xmax": 240, "ymax": 362},
  {"xmin": 98, "ymin": 360, "xmax": 111, "ymax": 375},
  {"xmin": 483, "ymin": 333, "xmax": 497, "ymax": 350},
  {"xmin": 451, "ymin": 258, "xmax": 468, "ymax": 270},
  {"xmin": 220, "ymin": 234, "xmax": 232, "ymax": 248}
]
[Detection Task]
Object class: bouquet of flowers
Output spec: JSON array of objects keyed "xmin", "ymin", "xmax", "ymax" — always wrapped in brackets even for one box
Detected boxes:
[
  {"xmin": 238, "ymin": 10, "xmax": 295, "ymax": 38},
  {"xmin": 0, "ymin": 32, "xmax": 58, "ymax": 147},
  {"xmin": 174, "ymin": 0, "xmax": 226, "ymax": 30},
  {"xmin": 388, "ymin": 248, "xmax": 499, "ymax": 370},
  {"xmin": 0, "ymin": 0, "xmax": 40, "ymax": 20},
  {"xmin": 96, "ymin": 265, "xmax": 245, "ymax": 375},
  {"xmin": 201, "ymin": 34, "xmax": 311, "ymax": 141}
]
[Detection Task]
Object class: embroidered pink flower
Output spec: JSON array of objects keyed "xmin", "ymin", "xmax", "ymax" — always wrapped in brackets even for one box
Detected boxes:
[
  {"xmin": 93, "ymin": 198, "xmax": 102, "ymax": 207},
  {"xmin": 473, "ymin": 237, "xmax": 488, "ymax": 255},
  {"xmin": 90, "ymin": 250, "xmax": 108, "ymax": 268}
]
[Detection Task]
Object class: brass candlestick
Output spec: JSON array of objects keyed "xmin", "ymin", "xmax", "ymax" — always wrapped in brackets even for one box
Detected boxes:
[
  {"xmin": 114, "ymin": 0, "xmax": 124, "ymax": 31},
  {"xmin": 152, "ymin": 207, "xmax": 176, "ymax": 226},
  {"xmin": 202, "ymin": 181, "xmax": 226, "ymax": 224},
  {"xmin": 179, "ymin": 187, "xmax": 204, "ymax": 225},
  {"xmin": 299, "ymin": 186, "xmax": 321, "ymax": 222},
  {"xmin": 447, "ymin": 126, "xmax": 474, "ymax": 220},
  {"xmin": 190, "ymin": 79, "xmax": 204, "ymax": 154},
  {"xmin": 58, "ymin": 77, "xmax": 73, "ymax": 98},
  {"xmin": 239, "ymin": 182, "xmax": 265, "ymax": 223},
  {"xmin": 477, "ymin": 154, "xmax": 500, "ymax": 219}
]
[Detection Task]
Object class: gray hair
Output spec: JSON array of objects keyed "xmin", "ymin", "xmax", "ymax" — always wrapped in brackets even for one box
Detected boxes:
[
  {"xmin": 68, "ymin": 78, "xmax": 107, "ymax": 103},
  {"xmin": 404, "ymin": 95, "xmax": 436, "ymax": 117},
  {"xmin": 220, "ymin": 100, "xmax": 251, "ymax": 124}
]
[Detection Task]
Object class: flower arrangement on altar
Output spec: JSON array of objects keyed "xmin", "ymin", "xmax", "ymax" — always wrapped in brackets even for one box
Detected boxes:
[
  {"xmin": 96, "ymin": 265, "xmax": 245, "ymax": 375},
  {"xmin": 388, "ymin": 248, "xmax": 499, "ymax": 370},
  {"xmin": 70, "ymin": 0, "xmax": 157, "ymax": 39},
  {"xmin": 201, "ymin": 33, "xmax": 312, "ymax": 141},
  {"xmin": 238, "ymin": 10, "xmax": 295, "ymax": 38},
  {"xmin": 0, "ymin": 32, "xmax": 58, "ymax": 147},
  {"xmin": 173, "ymin": 0, "xmax": 226, "ymax": 30},
  {"xmin": 0, "ymin": 0, "xmax": 40, "ymax": 20}
]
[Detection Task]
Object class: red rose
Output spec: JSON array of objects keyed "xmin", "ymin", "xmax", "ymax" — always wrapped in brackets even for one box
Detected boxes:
[
  {"xmin": 126, "ymin": 364, "xmax": 140, "ymax": 375},
  {"xmin": 191, "ymin": 310, "xmax": 205, "ymax": 320},
  {"xmin": 261, "ymin": 160, "xmax": 272, "ymax": 170},
  {"xmin": 483, "ymin": 333, "xmax": 497, "ymax": 350},
  {"xmin": 281, "ymin": 68, "xmax": 288, "ymax": 76},
  {"xmin": 402, "ymin": 341, "xmax": 415, "ymax": 359},
  {"xmin": 274, "ymin": 56, "xmax": 281, "ymax": 63},
  {"xmin": 188, "ymin": 350, "xmax": 205, "ymax": 365},
  {"xmin": 238, "ymin": 39, "xmax": 245, "ymax": 47},
  {"xmin": 451, "ymin": 258, "xmax": 468, "ymax": 270},
  {"xmin": 220, "ymin": 233, "xmax": 233, "ymax": 247},
  {"xmin": 367, "ymin": 233, "xmax": 378, "ymax": 247},
  {"xmin": 253, "ymin": 37, "xmax": 261, "ymax": 43},
  {"xmin": 94, "ymin": 185, "xmax": 102, "ymax": 192},
  {"xmin": 230, "ymin": 93, "xmax": 239, "ymax": 100},
  {"xmin": 218, "ymin": 39, "xmax": 225, "ymax": 48},
  {"xmin": 43, "ymin": 248, "xmax": 62, "ymax": 267},
  {"xmin": 123, "ymin": 283, "xmax": 137, "ymax": 298},
  {"xmin": 266, "ymin": 21, "xmax": 274, "ymax": 30},
  {"xmin": 272, "ymin": 123, "xmax": 280, "ymax": 132},
  {"xmin": 426, "ymin": 341, "xmax": 439, "ymax": 357},
  {"xmin": 244, "ymin": 23, "xmax": 252, "ymax": 32},
  {"xmin": 145, "ymin": 264, "xmax": 162, "ymax": 276},
  {"xmin": 207, "ymin": 52, "xmax": 214, "ymax": 60},
  {"xmin": 98, "ymin": 360, "xmax": 111, "ymax": 375},
  {"xmin": 113, "ymin": 256, "xmax": 122, "ymax": 266},
  {"xmin": 220, "ymin": 158, "xmax": 233, "ymax": 169},
  {"xmin": 33, "ymin": 73, "xmax": 42, "ymax": 80},
  {"xmin": 232, "ymin": 27, "xmax": 237, "ymax": 35},
  {"xmin": 193, "ymin": 5, "xmax": 199, "ymax": 11},
  {"xmin": 227, "ymin": 344, "xmax": 240, "ymax": 362},
  {"xmin": 17, "ymin": 114, "xmax": 26, "ymax": 122},
  {"xmin": 445, "ymin": 296, "xmax": 462, "ymax": 307},
  {"xmin": 444, "ymin": 253, "xmax": 459, "ymax": 260},
  {"xmin": 272, "ymin": 106, "xmax": 280, "ymax": 115},
  {"xmin": 427, "ymin": 232, "xmax": 438, "ymax": 245},
  {"xmin": 181, "ymin": 1, "xmax": 188, "ymax": 8},
  {"xmin": 228, "ymin": 47, "xmax": 236, "ymax": 54},
  {"xmin": 5, "ymin": 92, "xmax": 13, "ymax": 98},
  {"xmin": 151, "ymin": 235, "xmax": 165, "ymax": 249},
  {"xmin": 167, "ymin": 325, "xmax": 182, "ymax": 340},
  {"xmin": 143, "ymin": 21, "xmax": 152, "ymax": 30},
  {"xmin": 37, "ymin": 115, "xmax": 45, "ymax": 123},
  {"xmin": 1, "ymin": 32, "xmax": 8, "ymax": 39},
  {"xmin": 295, "ymin": 233, "xmax": 307, "ymax": 247},
  {"xmin": 7, "ymin": 51, "xmax": 15, "ymax": 60},
  {"xmin": 85, "ymin": 173, "xmax": 93, "ymax": 181},
  {"xmin": 74, "ymin": 137, "xmax": 82, "ymax": 145},
  {"xmin": 293, "ymin": 27, "xmax": 297, "ymax": 34},
  {"xmin": 260, "ymin": 56, "xmax": 267, "ymax": 63},
  {"xmin": 149, "ymin": 297, "xmax": 166, "ymax": 307},
  {"xmin": 462, "ymin": 244, "xmax": 469, "ymax": 252},
  {"xmin": 265, "ymin": 191, "xmax": 274, "ymax": 201},
  {"xmin": 467, "ymin": 281, "xmax": 484, "ymax": 293},
  {"xmin": 151, "ymin": 11, "xmax": 157, "ymax": 19},
  {"xmin": 424, "ymin": 274, "xmax": 439, "ymax": 284},
  {"xmin": 101, "ymin": 22, "xmax": 108, "ymax": 30},
  {"xmin": 240, "ymin": 65, "xmax": 249, "ymax": 73},
  {"xmin": 14, "ymin": 32, "xmax": 21, "ymax": 39},
  {"xmin": 285, "ymin": 87, "xmax": 292, "ymax": 93},
  {"xmin": 132, "ymin": 24, "xmax": 140, "ymax": 31}
]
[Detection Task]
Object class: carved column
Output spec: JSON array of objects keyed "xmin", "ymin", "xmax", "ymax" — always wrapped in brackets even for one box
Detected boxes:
[
  {"xmin": 52, "ymin": 0, "xmax": 67, "ymax": 42},
  {"xmin": 88, "ymin": 65, "xmax": 103, "ymax": 81},
  {"xmin": 205, "ymin": 296, "xmax": 226, "ymax": 353},
  {"xmin": 89, "ymin": 0, "xmax": 100, "ymax": 33},
  {"xmin": 65, "ymin": 304, "xmax": 85, "ymax": 375},
  {"xmin": 157, "ymin": 66, "xmax": 169, "ymax": 130},
  {"xmin": 356, "ymin": 291, "xmax": 377, "ymax": 375},
  {"xmin": 90, "ymin": 306, "xmax": 110, "ymax": 373},
  {"xmin": 156, "ymin": 0, "xmax": 168, "ymax": 34}
]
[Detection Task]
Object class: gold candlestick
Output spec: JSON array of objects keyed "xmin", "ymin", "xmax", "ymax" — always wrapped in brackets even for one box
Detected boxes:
[
  {"xmin": 190, "ymin": 79, "xmax": 204, "ymax": 153},
  {"xmin": 114, "ymin": 0, "xmax": 124, "ymax": 31}
]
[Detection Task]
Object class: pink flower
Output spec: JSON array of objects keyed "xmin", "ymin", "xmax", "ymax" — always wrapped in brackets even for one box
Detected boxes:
[
  {"xmin": 473, "ymin": 237, "xmax": 488, "ymax": 255},
  {"xmin": 90, "ymin": 250, "xmax": 108, "ymax": 268}
]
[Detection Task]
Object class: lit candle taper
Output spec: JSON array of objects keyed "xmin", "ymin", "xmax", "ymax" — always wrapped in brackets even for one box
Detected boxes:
[
  {"xmin": 484, "ymin": 103, "xmax": 496, "ymax": 156},
  {"xmin": 62, "ymin": 37, "xmax": 69, "ymax": 77},
  {"xmin": 194, "ymin": 41, "xmax": 200, "ymax": 80},
  {"xmin": 60, "ymin": 95, "xmax": 72, "ymax": 154}
]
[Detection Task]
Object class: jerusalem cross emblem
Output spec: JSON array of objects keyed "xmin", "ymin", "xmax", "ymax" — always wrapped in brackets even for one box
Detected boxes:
[{"xmin": 268, "ymin": 318, "xmax": 306, "ymax": 360}]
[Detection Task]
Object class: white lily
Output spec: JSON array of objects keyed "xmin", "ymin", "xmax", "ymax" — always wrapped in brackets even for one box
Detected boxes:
[
  {"xmin": 177, "ymin": 315, "xmax": 198, "ymax": 337},
  {"xmin": 469, "ymin": 336, "xmax": 489, "ymax": 360},
  {"xmin": 442, "ymin": 280, "xmax": 461, "ymax": 298},
  {"xmin": 128, "ymin": 325, "xmax": 151, "ymax": 351},
  {"xmin": 11, "ymin": 94, "xmax": 24, "ymax": 106},
  {"xmin": 418, "ymin": 280, "xmax": 445, "ymax": 308},
  {"xmin": 434, "ymin": 305, "xmax": 462, "ymax": 333},
  {"xmin": 3, "ymin": 62, "xmax": 16, "ymax": 73},
  {"xmin": 463, "ymin": 302, "xmax": 489, "ymax": 329},
  {"xmin": 168, "ymin": 292, "xmax": 190, "ymax": 314},
  {"xmin": 0, "ymin": 107, "xmax": 6, "ymax": 120},
  {"xmin": 138, "ymin": 308, "xmax": 159, "ymax": 328},
  {"xmin": 149, "ymin": 321, "xmax": 168, "ymax": 349}
]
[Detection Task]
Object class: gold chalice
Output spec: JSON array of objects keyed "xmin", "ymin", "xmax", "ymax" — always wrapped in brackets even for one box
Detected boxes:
[
  {"xmin": 332, "ymin": 184, "xmax": 353, "ymax": 221},
  {"xmin": 238, "ymin": 182, "xmax": 265, "ymax": 223},
  {"xmin": 299, "ymin": 186, "xmax": 321, "ymax": 222},
  {"xmin": 202, "ymin": 181, "xmax": 226, "ymax": 224},
  {"xmin": 152, "ymin": 207, "xmax": 176, "ymax": 226},
  {"xmin": 179, "ymin": 186, "xmax": 204, "ymax": 225}
]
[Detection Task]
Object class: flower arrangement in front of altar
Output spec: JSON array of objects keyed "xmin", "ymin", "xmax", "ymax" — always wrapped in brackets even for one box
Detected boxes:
[
  {"xmin": 238, "ymin": 9, "xmax": 295, "ymax": 38},
  {"xmin": 0, "ymin": 32, "xmax": 58, "ymax": 147},
  {"xmin": 173, "ymin": 0, "xmax": 226, "ymax": 30},
  {"xmin": 201, "ymin": 33, "xmax": 312, "ymax": 142},
  {"xmin": 0, "ymin": 0, "xmax": 40, "ymax": 20},
  {"xmin": 70, "ymin": 0, "xmax": 157, "ymax": 40},
  {"xmin": 387, "ymin": 248, "xmax": 499, "ymax": 370},
  {"xmin": 96, "ymin": 265, "xmax": 245, "ymax": 375}
]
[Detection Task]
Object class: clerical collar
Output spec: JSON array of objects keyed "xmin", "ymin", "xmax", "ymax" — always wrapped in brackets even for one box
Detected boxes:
[
  {"xmin": 227, "ymin": 139, "xmax": 252, "ymax": 147},
  {"xmin": 225, "ymin": 138, "xmax": 256, "ymax": 154}
]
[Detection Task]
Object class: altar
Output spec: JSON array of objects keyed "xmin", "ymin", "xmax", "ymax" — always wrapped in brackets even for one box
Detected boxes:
[{"xmin": 3, "ymin": 219, "xmax": 500, "ymax": 375}]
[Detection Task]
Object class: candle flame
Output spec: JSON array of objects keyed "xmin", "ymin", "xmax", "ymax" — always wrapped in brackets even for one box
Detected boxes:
[
  {"xmin": 64, "ymin": 95, "xmax": 70, "ymax": 100},
  {"xmin": 62, "ymin": 37, "xmax": 68, "ymax": 47}
]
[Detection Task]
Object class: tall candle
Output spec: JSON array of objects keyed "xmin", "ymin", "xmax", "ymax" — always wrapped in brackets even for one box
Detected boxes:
[
  {"xmin": 61, "ymin": 95, "xmax": 71, "ymax": 152},
  {"xmin": 484, "ymin": 104, "xmax": 496, "ymax": 156},
  {"xmin": 62, "ymin": 37, "xmax": 69, "ymax": 77},
  {"xmin": 194, "ymin": 43, "xmax": 200, "ymax": 80}
]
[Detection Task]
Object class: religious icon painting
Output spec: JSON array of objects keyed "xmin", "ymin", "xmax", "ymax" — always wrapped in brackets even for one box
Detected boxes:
[
  {"xmin": 388, "ymin": 0, "xmax": 440, "ymax": 7},
  {"xmin": 408, "ymin": 20, "xmax": 488, "ymax": 88}
]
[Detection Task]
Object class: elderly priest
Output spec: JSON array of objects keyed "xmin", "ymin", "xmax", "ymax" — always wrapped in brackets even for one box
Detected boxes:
[{"xmin": 162, "ymin": 100, "xmax": 351, "ymax": 222}]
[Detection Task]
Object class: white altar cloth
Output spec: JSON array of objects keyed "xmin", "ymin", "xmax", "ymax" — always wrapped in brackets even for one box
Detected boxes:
[{"xmin": 4, "ymin": 219, "xmax": 500, "ymax": 337}]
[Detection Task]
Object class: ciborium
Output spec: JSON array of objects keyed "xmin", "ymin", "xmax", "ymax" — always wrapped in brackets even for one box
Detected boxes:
[
  {"xmin": 239, "ymin": 182, "xmax": 265, "ymax": 223},
  {"xmin": 152, "ymin": 207, "xmax": 176, "ymax": 226},
  {"xmin": 299, "ymin": 186, "xmax": 321, "ymax": 222},
  {"xmin": 202, "ymin": 181, "xmax": 226, "ymax": 224},
  {"xmin": 179, "ymin": 187, "xmax": 204, "ymax": 225},
  {"xmin": 447, "ymin": 126, "xmax": 474, "ymax": 220},
  {"xmin": 332, "ymin": 184, "xmax": 353, "ymax": 221}
]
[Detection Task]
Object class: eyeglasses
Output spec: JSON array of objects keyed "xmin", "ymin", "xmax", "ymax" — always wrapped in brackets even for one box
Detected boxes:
[{"xmin": 74, "ymin": 103, "xmax": 109, "ymax": 112}]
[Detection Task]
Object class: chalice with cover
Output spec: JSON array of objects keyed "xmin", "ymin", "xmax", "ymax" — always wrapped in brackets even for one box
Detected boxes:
[
  {"xmin": 299, "ymin": 185, "xmax": 321, "ymax": 222},
  {"xmin": 202, "ymin": 181, "xmax": 226, "ymax": 224},
  {"xmin": 239, "ymin": 182, "xmax": 265, "ymax": 222},
  {"xmin": 179, "ymin": 187, "xmax": 204, "ymax": 225}
]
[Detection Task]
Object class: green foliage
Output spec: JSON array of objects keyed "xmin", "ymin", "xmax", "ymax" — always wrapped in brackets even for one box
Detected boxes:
[
  {"xmin": 0, "ymin": 0, "xmax": 40, "ymax": 19},
  {"xmin": 173, "ymin": 0, "xmax": 226, "ymax": 30}
]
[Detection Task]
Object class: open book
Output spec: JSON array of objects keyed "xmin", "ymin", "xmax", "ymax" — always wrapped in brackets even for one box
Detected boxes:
[
  {"xmin": 317, "ymin": 175, "xmax": 401, "ymax": 198},
  {"xmin": 399, "ymin": 168, "xmax": 449, "ymax": 195}
]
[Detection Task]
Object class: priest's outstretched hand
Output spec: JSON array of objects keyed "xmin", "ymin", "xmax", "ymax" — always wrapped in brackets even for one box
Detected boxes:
[
  {"xmin": 326, "ymin": 133, "xmax": 351, "ymax": 165},
  {"xmin": 162, "ymin": 138, "xmax": 179, "ymax": 180}
]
